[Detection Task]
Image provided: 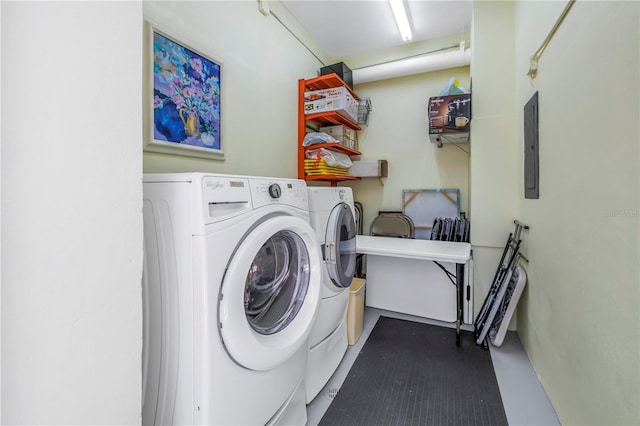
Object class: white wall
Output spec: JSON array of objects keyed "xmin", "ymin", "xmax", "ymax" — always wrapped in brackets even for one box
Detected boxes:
[
  {"xmin": 346, "ymin": 67, "xmax": 471, "ymax": 232},
  {"xmin": 1, "ymin": 2, "xmax": 143, "ymax": 424},
  {"xmin": 472, "ymin": 3, "xmax": 640, "ymax": 423},
  {"xmin": 470, "ymin": 2, "xmax": 517, "ymax": 249},
  {"xmin": 0, "ymin": 2, "xmax": 3, "ymax": 419},
  {"xmin": 513, "ymin": 1, "xmax": 640, "ymax": 424},
  {"xmin": 467, "ymin": 1, "xmax": 519, "ymax": 321},
  {"xmin": 142, "ymin": 1, "xmax": 325, "ymax": 177}
]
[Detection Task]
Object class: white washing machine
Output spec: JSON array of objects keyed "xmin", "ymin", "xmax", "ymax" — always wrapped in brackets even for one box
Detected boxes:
[
  {"xmin": 142, "ymin": 173, "xmax": 323, "ymax": 425},
  {"xmin": 304, "ymin": 186, "xmax": 357, "ymax": 403}
]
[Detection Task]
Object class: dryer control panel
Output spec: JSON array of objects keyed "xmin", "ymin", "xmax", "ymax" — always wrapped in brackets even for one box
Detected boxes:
[{"xmin": 307, "ymin": 187, "xmax": 354, "ymax": 213}]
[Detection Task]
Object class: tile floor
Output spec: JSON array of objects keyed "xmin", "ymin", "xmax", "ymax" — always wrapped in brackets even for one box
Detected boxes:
[{"xmin": 306, "ymin": 307, "xmax": 560, "ymax": 426}]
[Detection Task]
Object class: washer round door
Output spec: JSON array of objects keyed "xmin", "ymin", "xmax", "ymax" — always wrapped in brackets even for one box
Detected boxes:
[
  {"xmin": 219, "ymin": 215, "xmax": 322, "ymax": 371},
  {"xmin": 324, "ymin": 202, "xmax": 357, "ymax": 289}
]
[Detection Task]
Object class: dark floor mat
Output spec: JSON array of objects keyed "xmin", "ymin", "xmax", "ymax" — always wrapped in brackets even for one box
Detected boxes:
[{"xmin": 320, "ymin": 316, "xmax": 508, "ymax": 426}]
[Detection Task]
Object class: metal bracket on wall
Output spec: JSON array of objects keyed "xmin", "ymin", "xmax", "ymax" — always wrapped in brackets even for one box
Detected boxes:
[{"xmin": 257, "ymin": 0, "xmax": 270, "ymax": 16}]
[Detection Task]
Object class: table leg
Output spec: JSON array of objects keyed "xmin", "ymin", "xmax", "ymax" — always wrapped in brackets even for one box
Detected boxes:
[{"xmin": 456, "ymin": 262, "xmax": 465, "ymax": 346}]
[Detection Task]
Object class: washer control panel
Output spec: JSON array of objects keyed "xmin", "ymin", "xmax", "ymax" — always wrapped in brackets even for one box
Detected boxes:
[
  {"xmin": 250, "ymin": 178, "xmax": 308, "ymax": 209},
  {"xmin": 200, "ymin": 176, "xmax": 253, "ymax": 225},
  {"xmin": 268, "ymin": 183, "xmax": 282, "ymax": 199}
]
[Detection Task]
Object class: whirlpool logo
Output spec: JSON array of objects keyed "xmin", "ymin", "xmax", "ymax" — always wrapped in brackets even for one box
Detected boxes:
[{"xmin": 205, "ymin": 180, "xmax": 224, "ymax": 190}]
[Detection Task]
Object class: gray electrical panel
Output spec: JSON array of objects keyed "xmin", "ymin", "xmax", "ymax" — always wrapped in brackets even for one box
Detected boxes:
[{"xmin": 524, "ymin": 92, "xmax": 539, "ymax": 199}]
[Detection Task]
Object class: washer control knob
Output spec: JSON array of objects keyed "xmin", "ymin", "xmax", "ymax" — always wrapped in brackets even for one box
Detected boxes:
[{"xmin": 268, "ymin": 183, "xmax": 282, "ymax": 199}]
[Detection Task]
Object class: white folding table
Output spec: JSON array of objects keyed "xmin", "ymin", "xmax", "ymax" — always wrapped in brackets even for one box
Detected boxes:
[{"xmin": 356, "ymin": 235, "xmax": 472, "ymax": 346}]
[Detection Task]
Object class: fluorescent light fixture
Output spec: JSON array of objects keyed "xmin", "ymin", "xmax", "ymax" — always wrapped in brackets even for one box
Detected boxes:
[{"xmin": 389, "ymin": 0, "xmax": 412, "ymax": 42}]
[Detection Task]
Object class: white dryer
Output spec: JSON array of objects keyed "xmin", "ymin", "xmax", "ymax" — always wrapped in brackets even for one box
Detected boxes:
[
  {"xmin": 142, "ymin": 173, "xmax": 322, "ymax": 425},
  {"xmin": 305, "ymin": 186, "xmax": 357, "ymax": 403}
]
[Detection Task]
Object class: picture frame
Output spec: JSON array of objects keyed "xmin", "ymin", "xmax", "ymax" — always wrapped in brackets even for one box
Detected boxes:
[{"xmin": 143, "ymin": 21, "xmax": 224, "ymax": 160}]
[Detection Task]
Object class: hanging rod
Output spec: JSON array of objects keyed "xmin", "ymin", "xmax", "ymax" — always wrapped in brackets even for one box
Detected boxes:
[
  {"xmin": 527, "ymin": 0, "xmax": 575, "ymax": 79},
  {"xmin": 256, "ymin": 0, "xmax": 326, "ymax": 66}
]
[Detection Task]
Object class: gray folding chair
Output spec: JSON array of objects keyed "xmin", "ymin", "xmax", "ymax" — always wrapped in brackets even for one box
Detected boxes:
[{"xmin": 369, "ymin": 213, "xmax": 415, "ymax": 239}]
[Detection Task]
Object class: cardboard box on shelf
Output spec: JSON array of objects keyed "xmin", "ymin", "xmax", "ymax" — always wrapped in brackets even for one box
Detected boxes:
[
  {"xmin": 428, "ymin": 93, "xmax": 471, "ymax": 144},
  {"xmin": 319, "ymin": 125, "xmax": 358, "ymax": 150},
  {"xmin": 349, "ymin": 160, "xmax": 388, "ymax": 177},
  {"xmin": 304, "ymin": 86, "xmax": 359, "ymax": 123}
]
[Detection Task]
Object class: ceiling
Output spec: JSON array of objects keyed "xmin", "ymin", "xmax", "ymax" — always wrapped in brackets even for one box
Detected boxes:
[{"xmin": 280, "ymin": 0, "xmax": 472, "ymax": 58}]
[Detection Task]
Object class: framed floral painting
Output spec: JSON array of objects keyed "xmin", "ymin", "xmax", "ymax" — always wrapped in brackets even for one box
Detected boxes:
[{"xmin": 143, "ymin": 21, "xmax": 224, "ymax": 160}]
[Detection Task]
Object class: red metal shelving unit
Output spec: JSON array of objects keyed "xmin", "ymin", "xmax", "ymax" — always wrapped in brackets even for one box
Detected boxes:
[{"xmin": 298, "ymin": 74, "xmax": 362, "ymax": 187}]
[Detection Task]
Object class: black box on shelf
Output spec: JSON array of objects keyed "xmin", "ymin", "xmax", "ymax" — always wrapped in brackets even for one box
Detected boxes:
[{"xmin": 320, "ymin": 62, "xmax": 353, "ymax": 89}]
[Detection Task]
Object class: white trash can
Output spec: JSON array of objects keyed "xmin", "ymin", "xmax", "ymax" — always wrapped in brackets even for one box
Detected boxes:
[{"xmin": 347, "ymin": 278, "xmax": 366, "ymax": 345}]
